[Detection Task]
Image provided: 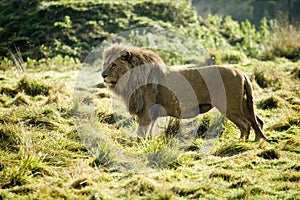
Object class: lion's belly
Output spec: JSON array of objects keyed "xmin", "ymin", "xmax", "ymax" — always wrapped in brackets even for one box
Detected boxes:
[{"xmin": 157, "ymin": 84, "xmax": 212, "ymax": 119}]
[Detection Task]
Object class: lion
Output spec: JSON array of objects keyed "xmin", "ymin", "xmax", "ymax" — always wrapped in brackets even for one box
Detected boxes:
[{"xmin": 101, "ymin": 44, "xmax": 268, "ymax": 142}]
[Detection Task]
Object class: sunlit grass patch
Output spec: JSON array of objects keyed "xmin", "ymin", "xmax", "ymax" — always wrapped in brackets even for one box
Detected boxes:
[{"xmin": 136, "ymin": 135, "xmax": 181, "ymax": 169}]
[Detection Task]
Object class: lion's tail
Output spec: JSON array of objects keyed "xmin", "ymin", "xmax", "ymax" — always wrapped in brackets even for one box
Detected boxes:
[{"xmin": 244, "ymin": 75, "xmax": 268, "ymax": 141}]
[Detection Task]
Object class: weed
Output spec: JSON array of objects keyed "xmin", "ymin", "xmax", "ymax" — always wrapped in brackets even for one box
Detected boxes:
[
  {"xmin": 146, "ymin": 147, "xmax": 179, "ymax": 169},
  {"xmin": 185, "ymin": 138, "xmax": 203, "ymax": 151},
  {"xmin": 209, "ymin": 49, "xmax": 246, "ymax": 65},
  {"xmin": 1, "ymin": 166, "xmax": 31, "ymax": 189},
  {"xmin": 1, "ymin": 154, "xmax": 46, "ymax": 189}
]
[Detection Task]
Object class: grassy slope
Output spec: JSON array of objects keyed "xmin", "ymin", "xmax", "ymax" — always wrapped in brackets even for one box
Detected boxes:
[{"xmin": 0, "ymin": 1, "xmax": 300, "ymax": 199}]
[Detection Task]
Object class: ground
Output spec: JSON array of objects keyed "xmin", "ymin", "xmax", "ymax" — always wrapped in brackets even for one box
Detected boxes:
[{"xmin": 0, "ymin": 57, "xmax": 299, "ymax": 199}]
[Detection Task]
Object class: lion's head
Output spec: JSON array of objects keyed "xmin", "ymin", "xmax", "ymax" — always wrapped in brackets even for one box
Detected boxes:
[
  {"xmin": 101, "ymin": 44, "xmax": 166, "ymax": 90},
  {"xmin": 101, "ymin": 44, "xmax": 167, "ymax": 115}
]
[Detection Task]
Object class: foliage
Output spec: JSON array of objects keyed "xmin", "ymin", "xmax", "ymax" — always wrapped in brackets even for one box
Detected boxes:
[{"xmin": 1, "ymin": 0, "xmax": 299, "ymax": 65}]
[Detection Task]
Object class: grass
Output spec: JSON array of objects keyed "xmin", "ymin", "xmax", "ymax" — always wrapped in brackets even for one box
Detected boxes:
[
  {"xmin": 0, "ymin": 56, "xmax": 299, "ymax": 199},
  {"xmin": 271, "ymin": 24, "xmax": 300, "ymax": 61}
]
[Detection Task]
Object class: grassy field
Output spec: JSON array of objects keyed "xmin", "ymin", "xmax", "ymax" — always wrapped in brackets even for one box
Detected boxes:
[
  {"xmin": 0, "ymin": 0, "xmax": 300, "ymax": 199},
  {"xmin": 0, "ymin": 55, "xmax": 299, "ymax": 199}
]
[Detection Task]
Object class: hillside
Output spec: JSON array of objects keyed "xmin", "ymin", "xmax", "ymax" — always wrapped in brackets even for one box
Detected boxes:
[{"xmin": 0, "ymin": 0, "xmax": 300, "ymax": 199}]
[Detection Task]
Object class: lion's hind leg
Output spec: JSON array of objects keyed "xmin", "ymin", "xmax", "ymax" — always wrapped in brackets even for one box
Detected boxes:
[
  {"xmin": 227, "ymin": 115, "xmax": 251, "ymax": 141},
  {"xmin": 256, "ymin": 115, "xmax": 264, "ymax": 129}
]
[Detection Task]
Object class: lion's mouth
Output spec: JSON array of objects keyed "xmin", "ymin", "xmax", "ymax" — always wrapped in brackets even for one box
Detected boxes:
[{"xmin": 104, "ymin": 80, "xmax": 117, "ymax": 87}]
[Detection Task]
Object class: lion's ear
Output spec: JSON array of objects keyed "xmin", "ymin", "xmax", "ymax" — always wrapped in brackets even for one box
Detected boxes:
[{"xmin": 120, "ymin": 50, "xmax": 132, "ymax": 61}]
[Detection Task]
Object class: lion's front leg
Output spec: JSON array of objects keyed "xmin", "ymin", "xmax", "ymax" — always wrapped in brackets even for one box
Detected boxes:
[
  {"xmin": 135, "ymin": 113, "xmax": 155, "ymax": 140},
  {"xmin": 135, "ymin": 121, "xmax": 155, "ymax": 139}
]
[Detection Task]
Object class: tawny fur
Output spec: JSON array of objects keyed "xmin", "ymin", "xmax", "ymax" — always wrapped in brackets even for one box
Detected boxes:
[{"xmin": 101, "ymin": 44, "xmax": 268, "ymax": 141}]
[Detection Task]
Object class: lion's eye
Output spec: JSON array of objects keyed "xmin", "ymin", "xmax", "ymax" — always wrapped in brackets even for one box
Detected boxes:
[{"xmin": 110, "ymin": 63, "xmax": 116, "ymax": 70}]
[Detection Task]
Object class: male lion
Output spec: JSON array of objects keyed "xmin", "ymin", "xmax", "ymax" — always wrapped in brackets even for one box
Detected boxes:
[{"xmin": 101, "ymin": 44, "xmax": 268, "ymax": 142}]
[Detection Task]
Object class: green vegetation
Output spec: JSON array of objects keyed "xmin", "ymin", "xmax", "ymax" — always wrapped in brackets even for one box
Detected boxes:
[
  {"xmin": 1, "ymin": 0, "xmax": 300, "ymax": 64},
  {"xmin": 0, "ymin": 0, "xmax": 300, "ymax": 199}
]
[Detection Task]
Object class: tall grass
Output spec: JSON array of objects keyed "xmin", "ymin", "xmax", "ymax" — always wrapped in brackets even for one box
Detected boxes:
[
  {"xmin": 261, "ymin": 23, "xmax": 300, "ymax": 61},
  {"xmin": 272, "ymin": 24, "xmax": 300, "ymax": 60}
]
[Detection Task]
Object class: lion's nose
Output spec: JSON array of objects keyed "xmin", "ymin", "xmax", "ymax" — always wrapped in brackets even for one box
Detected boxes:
[{"xmin": 102, "ymin": 72, "xmax": 108, "ymax": 79}]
